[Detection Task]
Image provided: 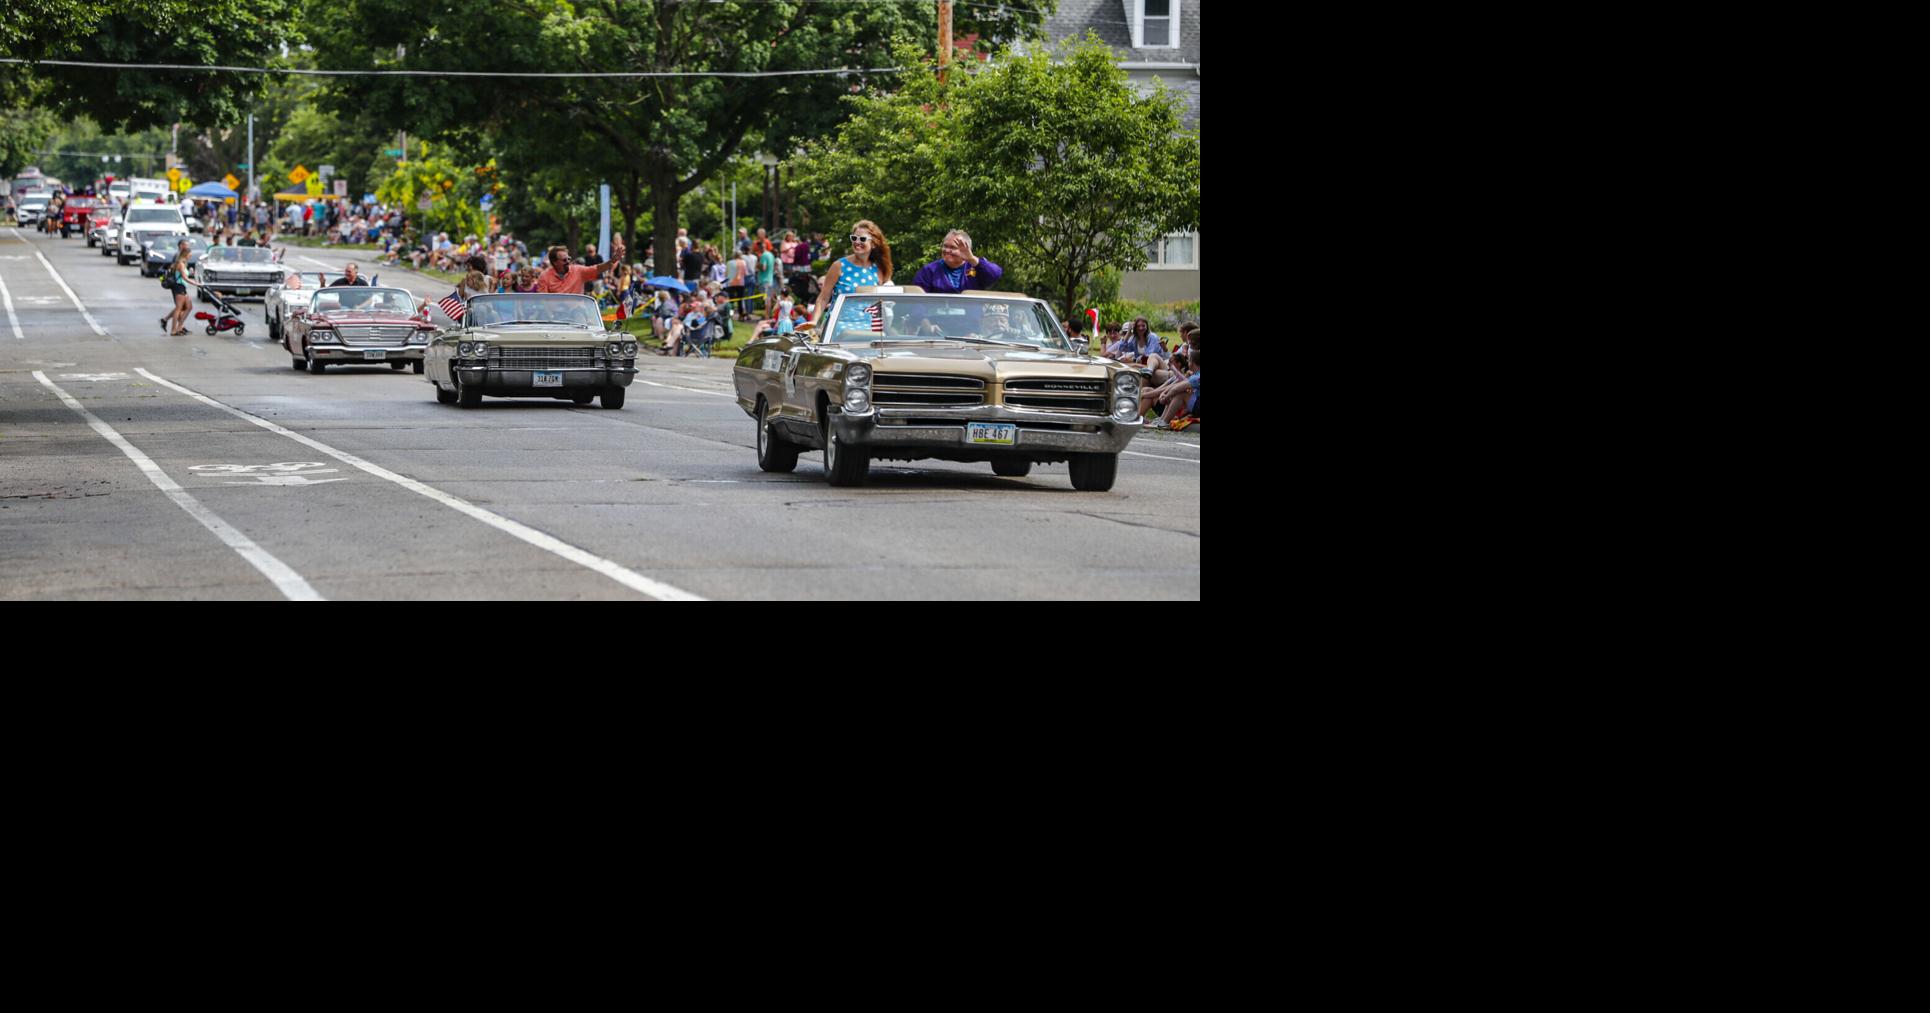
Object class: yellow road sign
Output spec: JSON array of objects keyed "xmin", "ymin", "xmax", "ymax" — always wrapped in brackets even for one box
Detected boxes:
[
  {"xmin": 165, "ymin": 167, "xmax": 181, "ymax": 182},
  {"xmin": 173, "ymin": 175, "xmax": 192, "ymax": 193},
  {"xmin": 288, "ymin": 165, "xmax": 310, "ymax": 184},
  {"xmin": 223, "ymin": 173, "xmax": 240, "ymax": 190},
  {"xmin": 306, "ymin": 176, "xmax": 324, "ymax": 197}
]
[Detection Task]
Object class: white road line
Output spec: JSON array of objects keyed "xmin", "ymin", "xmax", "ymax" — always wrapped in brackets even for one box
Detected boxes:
[
  {"xmin": 9, "ymin": 228, "xmax": 111, "ymax": 337},
  {"xmin": 1122, "ymin": 449, "xmax": 1201, "ymax": 464},
  {"xmin": 637, "ymin": 379, "xmax": 735, "ymax": 398},
  {"xmin": 135, "ymin": 368, "xmax": 707, "ymax": 602},
  {"xmin": 0, "ymin": 268, "xmax": 21, "ymax": 339},
  {"xmin": 33, "ymin": 371, "xmax": 325, "ymax": 601},
  {"xmin": 298, "ymin": 255, "xmax": 345, "ymax": 270}
]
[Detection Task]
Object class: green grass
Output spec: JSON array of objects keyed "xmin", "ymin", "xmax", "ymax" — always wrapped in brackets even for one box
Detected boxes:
[
  {"xmin": 615, "ymin": 314, "xmax": 744, "ymax": 359},
  {"xmin": 274, "ymin": 236, "xmax": 382, "ymax": 251}
]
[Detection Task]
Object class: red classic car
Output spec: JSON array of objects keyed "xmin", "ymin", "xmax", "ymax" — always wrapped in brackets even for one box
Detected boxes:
[
  {"xmin": 85, "ymin": 205, "xmax": 115, "ymax": 247},
  {"xmin": 58, "ymin": 197, "xmax": 100, "ymax": 238},
  {"xmin": 283, "ymin": 285, "xmax": 436, "ymax": 374}
]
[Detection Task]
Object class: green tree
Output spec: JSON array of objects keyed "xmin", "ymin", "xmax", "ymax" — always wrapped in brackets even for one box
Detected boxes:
[
  {"xmin": 373, "ymin": 142, "xmax": 488, "ymax": 242},
  {"xmin": 1, "ymin": 0, "xmax": 301, "ymax": 132},
  {"xmin": 795, "ymin": 37, "xmax": 1199, "ymax": 321},
  {"xmin": 304, "ymin": 0, "xmax": 1048, "ymax": 265}
]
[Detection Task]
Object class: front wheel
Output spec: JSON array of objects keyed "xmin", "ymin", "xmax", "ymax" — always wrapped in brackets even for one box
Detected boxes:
[
  {"xmin": 434, "ymin": 381, "xmax": 457, "ymax": 405},
  {"xmin": 390, "ymin": 361, "xmax": 406, "ymax": 371},
  {"xmin": 599, "ymin": 386, "xmax": 626, "ymax": 410},
  {"xmin": 457, "ymin": 373, "xmax": 482, "ymax": 408},
  {"xmin": 306, "ymin": 349, "xmax": 327, "ymax": 374},
  {"xmin": 822, "ymin": 411, "xmax": 870, "ymax": 487},
  {"xmin": 412, "ymin": 360, "xmax": 424, "ymax": 375},
  {"xmin": 233, "ymin": 323, "xmax": 244, "ymax": 337},
  {"xmin": 1068, "ymin": 452, "xmax": 1119, "ymax": 492},
  {"xmin": 291, "ymin": 356, "xmax": 304, "ymax": 371}
]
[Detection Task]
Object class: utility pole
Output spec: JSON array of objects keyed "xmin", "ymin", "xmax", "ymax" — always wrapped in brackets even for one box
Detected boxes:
[
  {"xmin": 938, "ymin": 1, "xmax": 953, "ymax": 84},
  {"xmin": 247, "ymin": 113, "xmax": 255, "ymax": 200}
]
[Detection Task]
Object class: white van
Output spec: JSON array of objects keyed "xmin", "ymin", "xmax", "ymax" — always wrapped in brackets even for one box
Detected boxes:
[{"xmin": 116, "ymin": 201, "xmax": 188, "ymax": 266}]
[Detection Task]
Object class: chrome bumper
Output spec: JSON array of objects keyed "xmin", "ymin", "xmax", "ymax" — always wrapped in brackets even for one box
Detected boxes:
[
  {"xmin": 453, "ymin": 365, "xmax": 638, "ymax": 390},
  {"xmin": 311, "ymin": 345, "xmax": 427, "ymax": 361},
  {"xmin": 830, "ymin": 405, "xmax": 1140, "ymax": 455}
]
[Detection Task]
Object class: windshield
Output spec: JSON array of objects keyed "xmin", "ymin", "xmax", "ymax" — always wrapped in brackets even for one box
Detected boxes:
[
  {"xmin": 205, "ymin": 247, "xmax": 275, "ymax": 264},
  {"xmin": 137, "ymin": 232, "xmax": 187, "ymax": 248},
  {"xmin": 311, "ymin": 288, "xmax": 416, "ymax": 315},
  {"xmin": 826, "ymin": 294, "xmax": 1073, "ymax": 351},
  {"xmin": 127, "ymin": 208, "xmax": 182, "ymax": 224},
  {"xmin": 20, "ymin": 198, "xmax": 48, "ymax": 208},
  {"xmin": 466, "ymin": 294, "xmax": 602, "ymax": 329}
]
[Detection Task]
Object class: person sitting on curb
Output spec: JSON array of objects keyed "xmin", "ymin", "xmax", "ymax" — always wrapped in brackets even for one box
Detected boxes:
[{"xmin": 1141, "ymin": 345, "xmax": 1200, "ymax": 429}]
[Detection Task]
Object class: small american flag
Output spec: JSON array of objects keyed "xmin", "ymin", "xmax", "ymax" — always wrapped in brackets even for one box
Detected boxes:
[
  {"xmin": 867, "ymin": 301, "xmax": 885, "ymax": 332},
  {"xmin": 438, "ymin": 289, "xmax": 466, "ymax": 321}
]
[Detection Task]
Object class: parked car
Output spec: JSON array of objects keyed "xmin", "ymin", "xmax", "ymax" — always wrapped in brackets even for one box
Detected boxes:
[
  {"xmin": 732, "ymin": 288, "xmax": 1142, "ymax": 490},
  {"xmin": 264, "ymin": 270, "xmax": 378, "ymax": 342},
  {"xmin": 425, "ymin": 293, "xmax": 638, "ymax": 408},
  {"xmin": 284, "ymin": 286, "xmax": 434, "ymax": 374},
  {"xmin": 196, "ymin": 245, "xmax": 284, "ymax": 302}
]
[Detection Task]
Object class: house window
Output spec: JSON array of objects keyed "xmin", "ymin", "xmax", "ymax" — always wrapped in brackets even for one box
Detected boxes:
[
  {"xmin": 1143, "ymin": 232, "xmax": 1198, "ymax": 270},
  {"xmin": 1141, "ymin": 0, "xmax": 1176, "ymax": 49}
]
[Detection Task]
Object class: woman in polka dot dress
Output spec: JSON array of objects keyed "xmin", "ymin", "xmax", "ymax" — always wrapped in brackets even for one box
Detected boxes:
[{"xmin": 810, "ymin": 220, "xmax": 894, "ymax": 335}]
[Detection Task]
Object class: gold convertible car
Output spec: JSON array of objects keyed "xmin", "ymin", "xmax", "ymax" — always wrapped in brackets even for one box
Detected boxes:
[
  {"xmin": 733, "ymin": 288, "xmax": 1142, "ymax": 489},
  {"xmin": 426, "ymin": 293, "xmax": 639, "ymax": 409}
]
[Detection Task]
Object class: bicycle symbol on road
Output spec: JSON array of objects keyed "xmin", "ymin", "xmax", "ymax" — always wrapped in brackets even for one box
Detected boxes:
[{"xmin": 188, "ymin": 462, "xmax": 347, "ymax": 486}]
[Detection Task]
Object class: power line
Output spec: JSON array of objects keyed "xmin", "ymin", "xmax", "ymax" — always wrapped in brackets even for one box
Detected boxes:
[{"xmin": 0, "ymin": 57, "xmax": 907, "ymax": 79}]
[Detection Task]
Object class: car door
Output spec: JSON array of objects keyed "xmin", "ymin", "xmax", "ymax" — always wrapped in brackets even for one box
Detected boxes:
[{"xmin": 288, "ymin": 291, "xmax": 315, "ymax": 355}]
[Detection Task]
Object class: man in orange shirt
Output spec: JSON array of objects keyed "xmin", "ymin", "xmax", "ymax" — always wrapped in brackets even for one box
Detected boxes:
[{"xmin": 531, "ymin": 237, "xmax": 627, "ymax": 294}]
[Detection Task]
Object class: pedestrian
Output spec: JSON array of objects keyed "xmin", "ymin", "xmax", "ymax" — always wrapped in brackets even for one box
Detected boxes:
[
  {"xmin": 724, "ymin": 247, "xmax": 750, "ymax": 323},
  {"xmin": 159, "ymin": 240, "xmax": 197, "ymax": 336},
  {"xmin": 756, "ymin": 240, "xmax": 779, "ymax": 316},
  {"xmin": 912, "ymin": 229, "xmax": 1003, "ymax": 293},
  {"xmin": 811, "ymin": 220, "xmax": 892, "ymax": 331}
]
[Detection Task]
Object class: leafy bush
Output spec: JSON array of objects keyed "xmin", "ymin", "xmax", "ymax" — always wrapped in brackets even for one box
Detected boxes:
[{"xmin": 1079, "ymin": 299, "xmax": 1201, "ymax": 334}]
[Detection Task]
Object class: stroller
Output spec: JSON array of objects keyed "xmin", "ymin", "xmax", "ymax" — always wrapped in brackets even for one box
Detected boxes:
[{"xmin": 194, "ymin": 289, "xmax": 246, "ymax": 337}]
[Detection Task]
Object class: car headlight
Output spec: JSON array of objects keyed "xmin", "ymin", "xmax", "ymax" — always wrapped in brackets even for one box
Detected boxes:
[
  {"xmin": 1114, "ymin": 396, "xmax": 1140, "ymax": 419},
  {"xmin": 846, "ymin": 364, "xmax": 871, "ymax": 387},
  {"xmin": 311, "ymin": 329, "xmax": 339, "ymax": 344},
  {"xmin": 409, "ymin": 332, "xmax": 428, "ymax": 345},
  {"xmin": 458, "ymin": 342, "xmax": 475, "ymax": 357},
  {"xmin": 844, "ymin": 386, "xmax": 871, "ymax": 412},
  {"xmin": 1113, "ymin": 372, "xmax": 1141, "ymax": 398},
  {"xmin": 471, "ymin": 342, "xmax": 489, "ymax": 359},
  {"xmin": 625, "ymin": 341, "xmax": 639, "ymax": 357}
]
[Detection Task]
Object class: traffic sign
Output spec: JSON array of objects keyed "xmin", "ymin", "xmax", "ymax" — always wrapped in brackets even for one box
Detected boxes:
[
  {"xmin": 333, "ymin": 180, "xmax": 348, "ymax": 197},
  {"xmin": 223, "ymin": 173, "xmax": 241, "ymax": 190},
  {"xmin": 288, "ymin": 165, "xmax": 310, "ymax": 184},
  {"xmin": 319, "ymin": 164, "xmax": 335, "ymax": 179},
  {"xmin": 306, "ymin": 176, "xmax": 324, "ymax": 197},
  {"xmin": 384, "ymin": 148, "xmax": 404, "ymax": 157},
  {"xmin": 236, "ymin": 163, "xmax": 251, "ymax": 169},
  {"xmin": 165, "ymin": 167, "xmax": 181, "ymax": 182}
]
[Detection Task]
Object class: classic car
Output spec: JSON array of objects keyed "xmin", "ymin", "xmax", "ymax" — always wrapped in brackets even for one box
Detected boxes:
[
  {"xmin": 264, "ymin": 270, "xmax": 378, "ymax": 342},
  {"xmin": 57, "ymin": 196, "xmax": 99, "ymax": 237},
  {"xmin": 284, "ymin": 286, "xmax": 434, "ymax": 374},
  {"xmin": 425, "ymin": 293, "xmax": 638, "ymax": 409},
  {"xmin": 733, "ymin": 288, "xmax": 1142, "ymax": 490},
  {"xmin": 196, "ymin": 245, "xmax": 284, "ymax": 302},
  {"xmin": 141, "ymin": 234, "xmax": 206, "ymax": 277}
]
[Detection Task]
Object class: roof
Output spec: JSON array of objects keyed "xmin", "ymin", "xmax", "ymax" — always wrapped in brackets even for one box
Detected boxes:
[{"xmin": 1043, "ymin": 0, "xmax": 1200, "ymax": 126}]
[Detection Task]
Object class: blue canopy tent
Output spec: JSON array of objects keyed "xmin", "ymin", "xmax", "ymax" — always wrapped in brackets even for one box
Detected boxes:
[{"xmin": 184, "ymin": 181, "xmax": 240, "ymax": 200}]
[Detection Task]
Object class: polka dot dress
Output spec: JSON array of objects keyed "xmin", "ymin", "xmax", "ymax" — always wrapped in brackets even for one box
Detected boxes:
[{"xmin": 835, "ymin": 257, "xmax": 883, "ymax": 330}]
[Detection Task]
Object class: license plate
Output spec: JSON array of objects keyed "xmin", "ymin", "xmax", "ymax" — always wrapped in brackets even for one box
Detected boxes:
[
  {"xmin": 968, "ymin": 422, "xmax": 1017, "ymax": 445},
  {"xmin": 533, "ymin": 371, "xmax": 563, "ymax": 387},
  {"xmin": 362, "ymin": 349, "xmax": 387, "ymax": 361}
]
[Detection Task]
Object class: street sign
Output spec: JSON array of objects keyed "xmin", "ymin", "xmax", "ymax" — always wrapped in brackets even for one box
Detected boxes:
[
  {"xmin": 223, "ymin": 173, "xmax": 241, "ymax": 190},
  {"xmin": 173, "ymin": 175, "xmax": 192, "ymax": 193},
  {"xmin": 384, "ymin": 148, "xmax": 404, "ymax": 157},
  {"xmin": 237, "ymin": 163, "xmax": 251, "ymax": 169},
  {"xmin": 288, "ymin": 165, "xmax": 310, "ymax": 184},
  {"xmin": 306, "ymin": 176, "xmax": 324, "ymax": 197},
  {"xmin": 480, "ymin": 194, "xmax": 494, "ymax": 210},
  {"xmin": 319, "ymin": 164, "xmax": 335, "ymax": 179},
  {"xmin": 334, "ymin": 180, "xmax": 348, "ymax": 197},
  {"xmin": 165, "ymin": 167, "xmax": 181, "ymax": 182}
]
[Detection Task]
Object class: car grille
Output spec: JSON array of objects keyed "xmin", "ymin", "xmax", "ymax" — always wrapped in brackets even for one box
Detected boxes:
[
  {"xmin": 338, "ymin": 325, "xmax": 416, "ymax": 345},
  {"xmin": 872, "ymin": 373, "xmax": 986, "ymax": 407},
  {"xmin": 1003, "ymin": 378, "xmax": 1109, "ymax": 414},
  {"xmin": 493, "ymin": 346, "xmax": 598, "ymax": 369}
]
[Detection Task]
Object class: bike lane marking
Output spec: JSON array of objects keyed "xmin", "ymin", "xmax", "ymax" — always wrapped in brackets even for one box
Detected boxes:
[
  {"xmin": 32, "ymin": 371, "xmax": 326, "ymax": 601},
  {"xmin": 134, "ymin": 367, "xmax": 707, "ymax": 601}
]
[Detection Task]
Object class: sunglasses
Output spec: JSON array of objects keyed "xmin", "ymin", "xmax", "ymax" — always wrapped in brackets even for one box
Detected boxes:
[{"xmin": 849, "ymin": 235, "xmax": 870, "ymax": 244}]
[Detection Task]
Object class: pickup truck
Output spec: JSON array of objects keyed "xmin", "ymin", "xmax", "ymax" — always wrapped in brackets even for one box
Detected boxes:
[{"xmin": 58, "ymin": 197, "xmax": 100, "ymax": 238}]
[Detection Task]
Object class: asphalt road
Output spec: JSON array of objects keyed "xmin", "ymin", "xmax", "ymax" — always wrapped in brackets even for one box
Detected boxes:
[{"xmin": 0, "ymin": 228, "xmax": 1201, "ymax": 600}]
